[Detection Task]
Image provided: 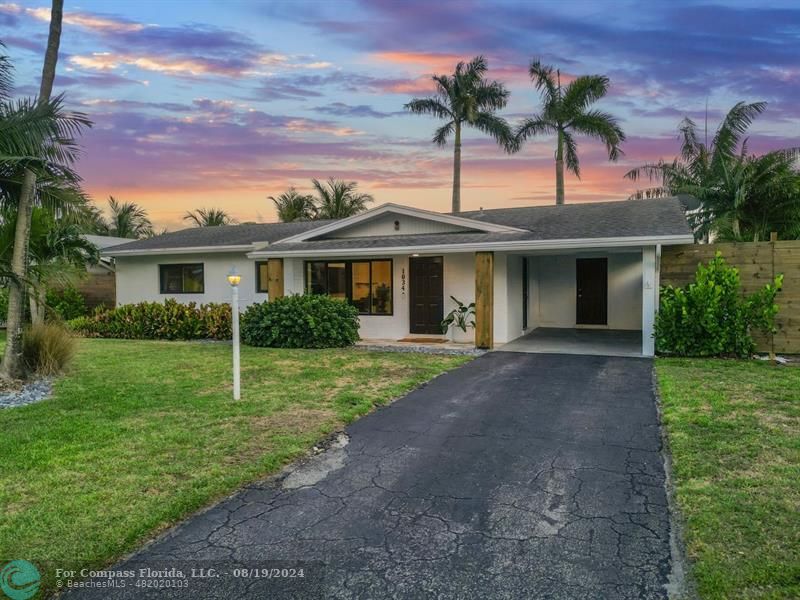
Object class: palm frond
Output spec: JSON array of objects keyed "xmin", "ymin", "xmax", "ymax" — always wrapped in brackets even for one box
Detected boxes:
[
  {"xmin": 432, "ymin": 121, "xmax": 455, "ymax": 146},
  {"xmin": 269, "ymin": 188, "xmax": 317, "ymax": 222},
  {"xmin": 569, "ymin": 109, "xmax": 625, "ymax": 160},
  {"xmin": 711, "ymin": 101, "xmax": 767, "ymax": 164},
  {"xmin": 528, "ymin": 59, "xmax": 558, "ymax": 101},
  {"xmin": 403, "ymin": 97, "xmax": 452, "ymax": 119},
  {"xmin": 472, "ymin": 112, "xmax": 513, "ymax": 149},
  {"xmin": 677, "ymin": 117, "xmax": 701, "ymax": 161},
  {"xmin": 514, "ymin": 116, "xmax": 556, "ymax": 144},
  {"xmin": 312, "ymin": 177, "xmax": 374, "ymax": 220},
  {"xmin": 183, "ymin": 208, "xmax": 235, "ymax": 227},
  {"xmin": 105, "ymin": 196, "xmax": 154, "ymax": 239},
  {"xmin": 561, "ymin": 130, "xmax": 580, "ymax": 177},
  {"xmin": 561, "ymin": 75, "xmax": 609, "ymax": 114},
  {"xmin": 0, "ymin": 43, "xmax": 12, "ymax": 102}
]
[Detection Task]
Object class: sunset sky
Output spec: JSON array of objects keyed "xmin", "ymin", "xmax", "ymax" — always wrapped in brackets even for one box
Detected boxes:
[{"xmin": 1, "ymin": 0, "xmax": 798, "ymax": 230}]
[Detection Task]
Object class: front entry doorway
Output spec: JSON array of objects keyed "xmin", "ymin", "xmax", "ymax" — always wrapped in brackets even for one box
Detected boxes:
[{"xmin": 409, "ymin": 256, "xmax": 444, "ymax": 334}]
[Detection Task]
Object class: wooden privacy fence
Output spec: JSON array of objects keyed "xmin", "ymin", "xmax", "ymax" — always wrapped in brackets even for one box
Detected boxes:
[{"xmin": 660, "ymin": 241, "xmax": 800, "ymax": 354}]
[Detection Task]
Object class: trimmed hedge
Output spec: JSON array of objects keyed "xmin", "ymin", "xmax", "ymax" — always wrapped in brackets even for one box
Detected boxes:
[
  {"xmin": 68, "ymin": 299, "xmax": 232, "ymax": 340},
  {"xmin": 656, "ymin": 253, "xmax": 782, "ymax": 357},
  {"xmin": 241, "ymin": 294, "xmax": 360, "ymax": 348}
]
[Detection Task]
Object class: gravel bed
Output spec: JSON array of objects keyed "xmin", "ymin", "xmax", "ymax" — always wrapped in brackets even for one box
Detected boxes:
[
  {"xmin": 0, "ymin": 377, "xmax": 53, "ymax": 409},
  {"xmin": 356, "ymin": 344, "xmax": 486, "ymax": 356}
]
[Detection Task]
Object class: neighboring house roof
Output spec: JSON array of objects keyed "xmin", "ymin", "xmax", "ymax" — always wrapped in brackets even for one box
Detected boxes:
[
  {"xmin": 104, "ymin": 197, "xmax": 693, "ymax": 258},
  {"xmin": 82, "ymin": 235, "xmax": 136, "ymax": 271},
  {"xmin": 83, "ymin": 235, "xmax": 136, "ymax": 249}
]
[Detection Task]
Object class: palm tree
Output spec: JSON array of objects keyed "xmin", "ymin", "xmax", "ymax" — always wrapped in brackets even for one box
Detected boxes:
[
  {"xmin": 183, "ymin": 208, "xmax": 235, "ymax": 227},
  {"xmin": 405, "ymin": 56, "xmax": 511, "ymax": 213},
  {"xmin": 0, "ymin": 206, "xmax": 99, "ymax": 323},
  {"xmin": 625, "ymin": 101, "xmax": 800, "ymax": 241},
  {"xmin": 513, "ymin": 60, "xmax": 625, "ymax": 205},
  {"xmin": 270, "ymin": 188, "xmax": 317, "ymax": 222},
  {"xmin": 105, "ymin": 196, "xmax": 154, "ymax": 239},
  {"xmin": 311, "ymin": 178, "xmax": 374, "ymax": 219},
  {"xmin": 1, "ymin": 0, "xmax": 88, "ymax": 379}
]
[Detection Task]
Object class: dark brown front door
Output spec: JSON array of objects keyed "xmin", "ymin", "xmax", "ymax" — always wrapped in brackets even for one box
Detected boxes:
[
  {"xmin": 409, "ymin": 256, "xmax": 444, "ymax": 334},
  {"xmin": 576, "ymin": 258, "xmax": 608, "ymax": 325}
]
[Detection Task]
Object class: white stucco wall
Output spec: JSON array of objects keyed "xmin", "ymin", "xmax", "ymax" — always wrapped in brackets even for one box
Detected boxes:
[
  {"xmin": 528, "ymin": 251, "xmax": 643, "ymax": 330},
  {"xmin": 115, "ymin": 253, "xmax": 268, "ymax": 307},
  {"xmin": 527, "ymin": 257, "xmax": 540, "ymax": 330},
  {"xmin": 284, "ymin": 253, "xmax": 476, "ymax": 341},
  {"xmin": 504, "ymin": 254, "xmax": 525, "ymax": 342}
]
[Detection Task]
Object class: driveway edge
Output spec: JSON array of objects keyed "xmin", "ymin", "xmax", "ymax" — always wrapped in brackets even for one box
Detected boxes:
[{"xmin": 651, "ymin": 365, "xmax": 698, "ymax": 600}]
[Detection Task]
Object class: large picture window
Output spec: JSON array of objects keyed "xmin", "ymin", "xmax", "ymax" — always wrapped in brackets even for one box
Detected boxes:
[
  {"xmin": 159, "ymin": 263, "xmax": 204, "ymax": 294},
  {"xmin": 305, "ymin": 260, "xmax": 393, "ymax": 315}
]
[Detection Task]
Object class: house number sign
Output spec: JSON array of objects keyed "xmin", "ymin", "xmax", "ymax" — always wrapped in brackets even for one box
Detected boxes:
[{"xmin": 401, "ymin": 268, "xmax": 406, "ymax": 296}]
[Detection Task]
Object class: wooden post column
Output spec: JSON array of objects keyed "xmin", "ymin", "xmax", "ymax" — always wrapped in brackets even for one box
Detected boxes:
[
  {"xmin": 475, "ymin": 251, "xmax": 494, "ymax": 349},
  {"xmin": 267, "ymin": 258, "xmax": 284, "ymax": 301}
]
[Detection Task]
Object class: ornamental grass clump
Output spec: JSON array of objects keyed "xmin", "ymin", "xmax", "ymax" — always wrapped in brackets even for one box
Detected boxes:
[
  {"xmin": 655, "ymin": 253, "xmax": 782, "ymax": 357},
  {"xmin": 22, "ymin": 322, "xmax": 77, "ymax": 376}
]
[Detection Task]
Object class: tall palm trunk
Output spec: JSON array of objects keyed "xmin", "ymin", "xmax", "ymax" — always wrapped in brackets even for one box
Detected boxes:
[
  {"xmin": 451, "ymin": 121, "xmax": 462, "ymax": 213},
  {"xmin": 555, "ymin": 129, "xmax": 565, "ymax": 205},
  {"xmin": 2, "ymin": 0, "xmax": 63, "ymax": 380}
]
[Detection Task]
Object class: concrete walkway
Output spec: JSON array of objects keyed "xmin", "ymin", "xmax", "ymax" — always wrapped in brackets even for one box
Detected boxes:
[
  {"xmin": 501, "ymin": 327, "xmax": 643, "ymax": 357},
  {"xmin": 66, "ymin": 352, "xmax": 673, "ymax": 599}
]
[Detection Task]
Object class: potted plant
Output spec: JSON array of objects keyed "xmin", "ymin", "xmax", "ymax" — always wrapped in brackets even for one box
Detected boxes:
[{"xmin": 441, "ymin": 296, "xmax": 475, "ymax": 343}]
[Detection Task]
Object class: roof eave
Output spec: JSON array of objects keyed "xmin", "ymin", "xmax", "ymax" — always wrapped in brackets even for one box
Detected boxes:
[
  {"xmin": 247, "ymin": 234, "xmax": 695, "ymax": 258},
  {"xmin": 104, "ymin": 244, "xmax": 255, "ymax": 257}
]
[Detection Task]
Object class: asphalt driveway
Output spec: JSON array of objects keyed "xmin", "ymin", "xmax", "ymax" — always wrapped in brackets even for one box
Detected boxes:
[{"xmin": 66, "ymin": 352, "xmax": 674, "ymax": 599}]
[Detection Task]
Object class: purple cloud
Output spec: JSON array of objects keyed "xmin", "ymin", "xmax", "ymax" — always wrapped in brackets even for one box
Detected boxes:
[{"xmin": 313, "ymin": 102, "xmax": 400, "ymax": 118}]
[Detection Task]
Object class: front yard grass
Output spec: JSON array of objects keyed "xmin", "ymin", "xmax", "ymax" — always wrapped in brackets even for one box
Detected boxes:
[
  {"xmin": 0, "ymin": 338, "xmax": 469, "ymax": 594},
  {"xmin": 656, "ymin": 358, "xmax": 800, "ymax": 599}
]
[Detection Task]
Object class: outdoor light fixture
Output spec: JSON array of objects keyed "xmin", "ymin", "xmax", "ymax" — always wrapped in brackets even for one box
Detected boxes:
[
  {"xmin": 227, "ymin": 267, "xmax": 241, "ymax": 400},
  {"xmin": 227, "ymin": 268, "xmax": 242, "ymax": 287}
]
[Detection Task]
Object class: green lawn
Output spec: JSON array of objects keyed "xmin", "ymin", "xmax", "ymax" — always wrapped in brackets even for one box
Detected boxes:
[
  {"xmin": 0, "ymin": 338, "xmax": 469, "ymax": 594},
  {"xmin": 656, "ymin": 358, "xmax": 800, "ymax": 599}
]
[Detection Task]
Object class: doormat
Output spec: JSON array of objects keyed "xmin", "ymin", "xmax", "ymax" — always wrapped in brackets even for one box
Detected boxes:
[{"xmin": 397, "ymin": 337, "xmax": 448, "ymax": 344}]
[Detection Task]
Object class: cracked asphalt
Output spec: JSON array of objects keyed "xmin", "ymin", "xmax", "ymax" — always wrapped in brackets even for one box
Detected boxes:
[{"xmin": 65, "ymin": 352, "xmax": 674, "ymax": 599}]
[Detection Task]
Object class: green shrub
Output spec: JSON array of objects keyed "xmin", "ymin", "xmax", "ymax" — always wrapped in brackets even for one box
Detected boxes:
[
  {"xmin": 46, "ymin": 285, "xmax": 88, "ymax": 321},
  {"xmin": 22, "ymin": 322, "xmax": 77, "ymax": 375},
  {"xmin": 655, "ymin": 253, "xmax": 782, "ymax": 357},
  {"xmin": 241, "ymin": 294, "xmax": 360, "ymax": 348},
  {"xmin": 69, "ymin": 299, "xmax": 232, "ymax": 340}
]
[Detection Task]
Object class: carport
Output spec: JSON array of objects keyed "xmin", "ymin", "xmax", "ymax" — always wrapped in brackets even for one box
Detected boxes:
[{"xmin": 487, "ymin": 247, "xmax": 656, "ymax": 357}]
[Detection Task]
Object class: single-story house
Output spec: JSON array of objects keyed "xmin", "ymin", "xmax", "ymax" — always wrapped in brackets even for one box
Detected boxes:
[{"xmin": 103, "ymin": 197, "xmax": 694, "ymax": 356}]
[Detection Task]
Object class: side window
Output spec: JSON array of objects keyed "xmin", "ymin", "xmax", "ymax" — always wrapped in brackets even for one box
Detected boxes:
[
  {"xmin": 256, "ymin": 261, "xmax": 269, "ymax": 293},
  {"xmin": 159, "ymin": 264, "xmax": 204, "ymax": 293}
]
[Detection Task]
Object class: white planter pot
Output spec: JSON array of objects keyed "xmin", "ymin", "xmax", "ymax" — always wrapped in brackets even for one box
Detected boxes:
[{"xmin": 450, "ymin": 327, "xmax": 474, "ymax": 344}]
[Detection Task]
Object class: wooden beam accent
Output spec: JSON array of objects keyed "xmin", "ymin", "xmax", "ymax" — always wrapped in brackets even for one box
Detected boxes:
[
  {"xmin": 475, "ymin": 251, "xmax": 494, "ymax": 349},
  {"xmin": 266, "ymin": 258, "xmax": 284, "ymax": 300}
]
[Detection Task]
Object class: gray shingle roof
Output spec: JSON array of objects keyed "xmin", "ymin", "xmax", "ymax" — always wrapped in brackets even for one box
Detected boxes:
[
  {"xmin": 105, "ymin": 220, "xmax": 333, "ymax": 253},
  {"xmin": 455, "ymin": 197, "xmax": 691, "ymax": 239},
  {"xmin": 262, "ymin": 198, "xmax": 692, "ymax": 253},
  {"xmin": 106, "ymin": 197, "xmax": 691, "ymax": 255}
]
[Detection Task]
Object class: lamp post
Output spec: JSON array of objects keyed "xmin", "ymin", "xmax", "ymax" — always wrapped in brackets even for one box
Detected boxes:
[{"xmin": 227, "ymin": 267, "xmax": 241, "ymax": 400}]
